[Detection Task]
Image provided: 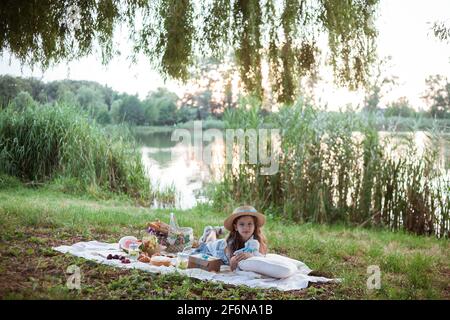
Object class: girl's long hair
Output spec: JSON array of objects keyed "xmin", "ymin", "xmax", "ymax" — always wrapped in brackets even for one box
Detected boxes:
[{"xmin": 225, "ymin": 216, "xmax": 267, "ymax": 258}]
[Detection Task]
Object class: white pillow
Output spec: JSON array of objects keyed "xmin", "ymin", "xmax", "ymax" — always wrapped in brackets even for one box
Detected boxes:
[
  {"xmin": 238, "ymin": 255, "xmax": 298, "ymax": 279},
  {"xmin": 264, "ymin": 253, "xmax": 312, "ymax": 274}
]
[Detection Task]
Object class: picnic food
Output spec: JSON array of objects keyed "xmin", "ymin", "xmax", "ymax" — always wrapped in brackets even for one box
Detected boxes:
[
  {"xmin": 118, "ymin": 236, "xmax": 142, "ymax": 253},
  {"xmin": 140, "ymin": 234, "xmax": 159, "ymax": 256},
  {"xmin": 147, "ymin": 220, "xmax": 170, "ymax": 235},
  {"xmin": 138, "ymin": 253, "xmax": 151, "ymax": 263},
  {"xmin": 150, "ymin": 255, "xmax": 172, "ymax": 267},
  {"xmin": 147, "ymin": 221, "xmax": 170, "ymax": 247},
  {"xmin": 146, "ymin": 217, "xmax": 197, "ymax": 253},
  {"xmin": 107, "ymin": 254, "xmax": 129, "ymax": 263}
]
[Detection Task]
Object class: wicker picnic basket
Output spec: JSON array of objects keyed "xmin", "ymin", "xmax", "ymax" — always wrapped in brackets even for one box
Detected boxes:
[
  {"xmin": 147, "ymin": 219, "xmax": 194, "ymax": 253},
  {"xmin": 165, "ymin": 227, "xmax": 194, "ymax": 253}
]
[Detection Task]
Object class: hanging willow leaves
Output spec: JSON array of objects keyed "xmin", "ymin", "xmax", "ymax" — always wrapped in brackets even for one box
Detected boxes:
[
  {"xmin": 432, "ymin": 21, "xmax": 450, "ymax": 42},
  {"xmin": 0, "ymin": 0, "xmax": 379, "ymax": 104}
]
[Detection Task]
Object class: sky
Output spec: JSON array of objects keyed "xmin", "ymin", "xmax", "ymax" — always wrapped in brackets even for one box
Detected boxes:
[{"xmin": 1, "ymin": 0, "xmax": 450, "ymax": 111}]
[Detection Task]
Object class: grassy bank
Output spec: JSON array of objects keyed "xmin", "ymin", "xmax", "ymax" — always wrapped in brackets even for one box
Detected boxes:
[{"xmin": 0, "ymin": 185, "xmax": 448, "ymax": 300}]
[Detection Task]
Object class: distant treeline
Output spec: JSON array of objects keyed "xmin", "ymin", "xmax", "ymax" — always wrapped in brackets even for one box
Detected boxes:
[
  {"xmin": 1, "ymin": 75, "xmax": 449, "ymax": 128},
  {"xmin": 0, "ymin": 75, "xmax": 224, "ymax": 126}
]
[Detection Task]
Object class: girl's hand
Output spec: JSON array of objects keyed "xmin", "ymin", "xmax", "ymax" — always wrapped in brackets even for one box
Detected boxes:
[
  {"xmin": 230, "ymin": 255, "xmax": 239, "ymax": 271},
  {"xmin": 230, "ymin": 253, "xmax": 252, "ymax": 271}
]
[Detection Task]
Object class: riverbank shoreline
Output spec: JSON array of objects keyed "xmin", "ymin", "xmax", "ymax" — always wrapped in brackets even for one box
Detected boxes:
[{"xmin": 130, "ymin": 117, "xmax": 450, "ymax": 135}]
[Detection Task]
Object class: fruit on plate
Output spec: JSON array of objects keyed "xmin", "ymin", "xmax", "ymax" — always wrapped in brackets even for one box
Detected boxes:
[{"xmin": 118, "ymin": 236, "xmax": 141, "ymax": 253}]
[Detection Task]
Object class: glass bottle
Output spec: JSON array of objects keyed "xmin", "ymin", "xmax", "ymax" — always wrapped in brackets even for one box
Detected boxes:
[
  {"xmin": 169, "ymin": 212, "xmax": 179, "ymax": 229},
  {"xmin": 177, "ymin": 252, "xmax": 189, "ymax": 269},
  {"xmin": 128, "ymin": 242, "xmax": 139, "ymax": 261}
]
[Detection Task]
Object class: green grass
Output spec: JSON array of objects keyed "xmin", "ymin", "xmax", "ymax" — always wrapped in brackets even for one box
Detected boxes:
[{"xmin": 0, "ymin": 185, "xmax": 448, "ymax": 300}]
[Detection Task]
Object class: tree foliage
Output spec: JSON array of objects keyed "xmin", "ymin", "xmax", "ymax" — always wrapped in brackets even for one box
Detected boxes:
[
  {"xmin": 117, "ymin": 94, "xmax": 145, "ymax": 125},
  {"xmin": 1, "ymin": 0, "xmax": 379, "ymax": 104},
  {"xmin": 384, "ymin": 97, "xmax": 416, "ymax": 118},
  {"xmin": 363, "ymin": 56, "xmax": 397, "ymax": 112},
  {"xmin": 76, "ymin": 85, "xmax": 108, "ymax": 116},
  {"xmin": 145, "ymin": 88, "xmax": 178, "ymax": 125},
  {"xmin": 423, "ymin": 75, "xmax": 450, "ymax": 119},
  {"xmin": 432, "ymin": 20, "xmax": 450, "ymax": 42},
  {"xmin": 0, "ymin": 75, "xmax": 190, "ymax": 125},
  {"xmin": 179, "ymin": 57, "xmax": 236, "ymax": 118},
  {"xmin": 11, "ymin": 91, "xmax": 36, "ymax": 111}
]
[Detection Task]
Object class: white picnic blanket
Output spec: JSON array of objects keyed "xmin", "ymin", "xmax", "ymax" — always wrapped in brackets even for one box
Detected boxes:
[{"xmin": 53, "ymin": 241, "xmax": 339, "ymax": 291}]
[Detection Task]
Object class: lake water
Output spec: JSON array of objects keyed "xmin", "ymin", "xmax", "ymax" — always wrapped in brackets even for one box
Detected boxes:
[{"xmin": 134, "ymin": 130, "xmax": 450, "ymax": 209}]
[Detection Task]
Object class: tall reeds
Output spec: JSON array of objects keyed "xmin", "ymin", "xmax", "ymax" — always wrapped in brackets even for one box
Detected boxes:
[
  {"xmin": 150, "ymin": 182, "xmax": 178, "ymax": 208},
  {"xmin": 0, "ymin": 104, "xmax": 151, "ymax": 203},
  {"xmin": 212, "ymin": 100, "xmax": 449, "ymax": 237}
]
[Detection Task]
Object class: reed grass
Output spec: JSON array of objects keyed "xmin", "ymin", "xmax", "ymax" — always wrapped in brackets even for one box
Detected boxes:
[
  {"xmin": 0, "ymin": 103, "xmax": 151, "ymax": 204},
  {"xmin": 211, "ymin": 100, "xmax": 449, "ymax": 238},
  {"xmin": 150, "ymin": 182, "xmax": 178, "ymax": 209}
]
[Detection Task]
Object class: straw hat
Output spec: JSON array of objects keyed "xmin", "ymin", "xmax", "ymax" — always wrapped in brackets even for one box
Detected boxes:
[{"xmin": 224, "ymin": 205, "xmax": 266, "ymax": 231}]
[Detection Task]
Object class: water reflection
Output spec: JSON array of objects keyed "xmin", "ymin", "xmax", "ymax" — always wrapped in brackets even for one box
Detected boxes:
[
  {"xmin": 137, "ymin": 131, "xmax": 225, "ymax": 209},
  {"xmin": 378, "ymin": 131, "xmax": 450, "ymax": 171},
  {"xmin": 136, "ymin": 130, "xmax": 449, "ymax": 209}
]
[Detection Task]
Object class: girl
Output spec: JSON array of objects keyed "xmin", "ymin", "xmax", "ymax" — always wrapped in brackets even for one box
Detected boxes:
[{"xmin": 193, "ymin": 205, "xmax": 267, "ymax": 271}]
